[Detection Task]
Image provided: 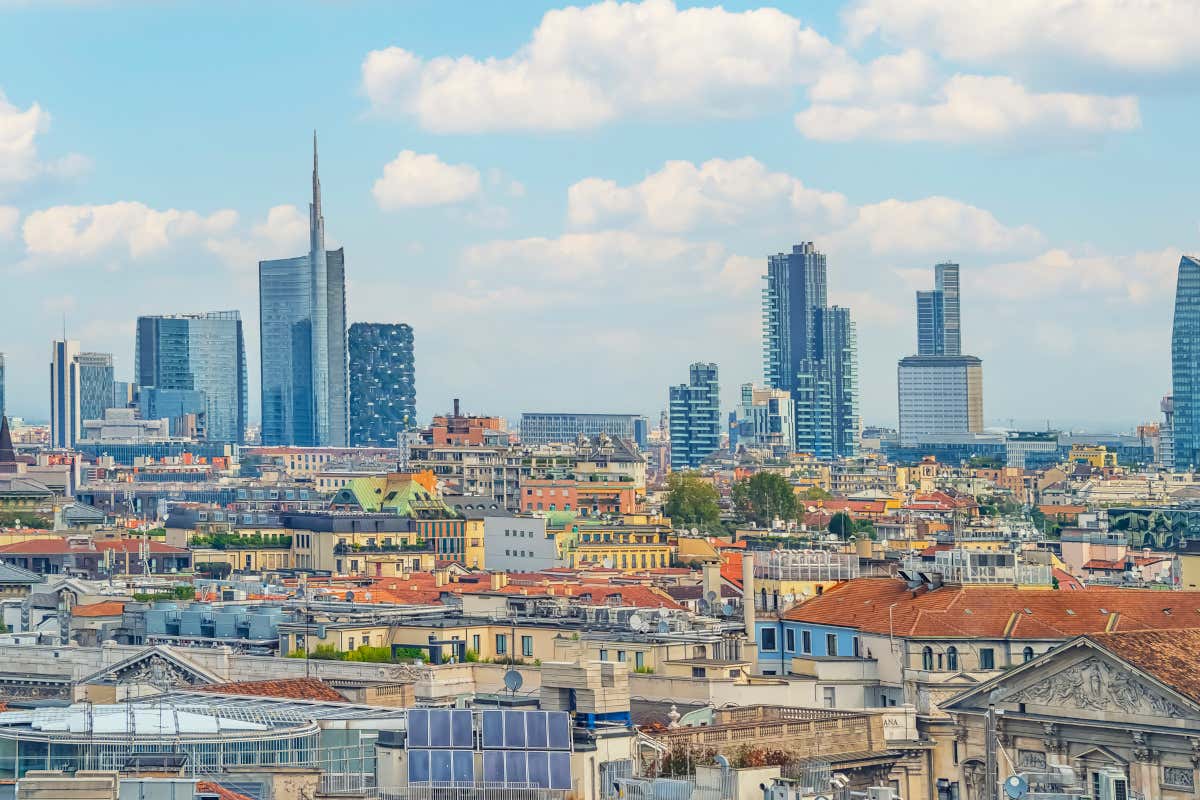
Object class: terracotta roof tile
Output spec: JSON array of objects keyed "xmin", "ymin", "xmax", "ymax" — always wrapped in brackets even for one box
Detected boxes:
[
  {"xmin": 194, "ymin": 678, "xmax": 346, "ymax": 703},
  {"xmin": 70, "ymin": 601, "xmax": 125, "ymax": 617},
  {"xmin": 196, "ymin": 781, "xmax": 257, "ymax": 800},
  {"xmin": 1088, "ymin": 628, "xmax": 1200, "ymax": 706}
]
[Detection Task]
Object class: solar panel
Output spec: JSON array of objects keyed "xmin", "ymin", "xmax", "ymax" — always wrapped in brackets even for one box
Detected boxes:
[
  {"xmin": 452, "ymin": 750, "xmax": 475, "ymax": 784},
  {"xmin": 526, "ymin": 711, "xmax": 548, "ymax": 749},
  {"xmin": 482, "ymin": 710, "xmax": 504, "ymax": 749},
  {"xmin": 549, "ymin": 752, "xmax": 572, "ymax": 789},
  {"xmin": 450, "ymin": 709, "xmax": 473, "ymax": 748},
  {"xmin": 547, "ymin": 711, "xmax": 571, "ymax": 750},
  {"xmin": 429, "ymin": 709, "xmax": 452, "ymax": 748},
  {"xmin": 526, "ymin": 750, "xmax": 550, "ymax": 787},
  {"xmin": 483, "ymin": 750, "xmax": 505, "ymax": 782},
  {"xmin": 409, "ymin": 751, "xmax": 476, "ymax": 785},
  {"xmin": 431, "ymin": 750, "xmax": 454, "ymax": 782},
  {"xmin": 408, "ymin": 709, "xmax": 430, "ymax": 748},
  {"xmin": 505, "ymin": 750, "xmax": 528, "ymax": 784},
  {"xmin": 408, "ymin": 750, "xmax": 430, "ymax": 783},
  {"xmin": 502, "ymin": 710, "xmax": 527, "ymax": 748}
]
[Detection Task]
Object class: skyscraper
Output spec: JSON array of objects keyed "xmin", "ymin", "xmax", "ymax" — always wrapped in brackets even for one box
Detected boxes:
[
  {"xmin": 259, "ymin": 133, "xmax": 348, "ymax": 446},
  {"xmin": 669, "ymin": 362, "xmax": 720, "ymax": 469},
  {"xmin": 900, "ymin": 261, "xmax": 983, "ymax": 446},
  {"xmin": 348, "ymin": 322, "xmax": 416, "ymax": 447},
  {"xmin": 916, "ymin": 262, "xmax": 961, "ymax": 356},
  {"xmin": 135, "ymin": 311, "xmax": 247, "ymax": 443},
  {"xmin": 762, "ymin": 242, "xmax": 858, "ymax": 458},
  {"xmin": 1171, "ymin": 255, "xmax": 1200, "ymax": 469},
  {"xmin": 76, "ymin": 352, "xmax": 115, "ymax": 423},
  {"xmin": 50, "ymin": 339, "xmax": 81, "ymax": 448}
]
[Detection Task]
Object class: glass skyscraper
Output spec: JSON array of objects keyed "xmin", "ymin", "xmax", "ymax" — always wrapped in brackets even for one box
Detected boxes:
[
  {"xmin": 762, "ymin": 242, "xmax": 858, "ymax": 458},
  {"xmin": 916, "ymin": 262, "xmax": 961, "ymax": 356},
  {"xmin": 1171, "ymin": 255, "xmax": 1200, "ymax": 469},
  {"xmin": 76, "ymin": 352, "xmax": 115, "ymax": 424},
  {"xmin": 259, "ymin": 134, "xmax": 348, "ymax": 447},
  {"xmin": 135, "ymin": 311, "xmax": 247, "ymax": 443},
  {"xmin": 50, "ymin": 339, "xmax": 81, "ymax": 448},
  {"xmin": 669, "ymin": 362, "xmax": 721, "ymax": 469},
  {"xmin": 348, "ymin": 322, "xmax": 415, "ymax": 447}
]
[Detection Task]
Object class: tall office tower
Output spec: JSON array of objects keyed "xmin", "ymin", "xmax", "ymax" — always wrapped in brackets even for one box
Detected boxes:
[
  {"xmin": 259, "ymin": 133, "xmax": 348, "ymax": 446},
  {"xmin": 916, "ymin": 263, "xmax": 961, "ymax": 356},
  {"xmin": 897, "ymin": 356, "xmax": 984, "ymax": 446},
  {"xmin": 762, "ymin": 242, "xmax": 858, "ymax": 458},
  {"xmin": 1171, "ymin": 255, "xmax": 1200, "ymax": 469},
  {"xmin": 76, "ymin": 352, "xmax": 115, "ymax": 423},
  {"xmin": 50, "ymin": 339, "xmax": 81, "ymax": 448},
  {"xmin": 348, "ymin": 322, "xmax": 416, "ymax": 447},
  {"xmin": 135, "ymin": 311, "xmax": 248, "ymax": 443},
  {"xmin": 668, "ymin": 362, "xmax": 721, "ymax": 470}
]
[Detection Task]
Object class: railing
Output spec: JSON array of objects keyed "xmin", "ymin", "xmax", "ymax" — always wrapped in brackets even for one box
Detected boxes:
[
  {"xmin": 375, "ymin": 784, "xmax": 567, "ymax": 800},
  {"xmin": 646, "ymin": 709, "xmax": 880, "ymax": 760}
]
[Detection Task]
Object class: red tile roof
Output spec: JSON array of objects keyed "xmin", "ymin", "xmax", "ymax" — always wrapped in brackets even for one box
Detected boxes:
[
  {"xmin": 1087, "ymin": 628, "xmax": 1200, "ymax": 705},
  {"xmin": 0, "ymin": 538, "xmax": 188, "ymax": 555},
  {"xmin": 70, "ymin": 601, "xmax": 125, "ymax": 617},
  {"xmin": 196, "ymin": 781, "xmax": 257, "ymax": 800},
  {"xmin": 194, "ymin": 678, "xmax": 346, "ymax": 703},
  {"xmin": 783, "ymin": 577, "xmax": 1200, "ymax": 640}
]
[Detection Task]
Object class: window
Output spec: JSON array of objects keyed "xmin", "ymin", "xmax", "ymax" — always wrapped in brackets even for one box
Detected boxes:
[
  {"xmin": 599, "ymin": 649, "xmax": 609, "ymax": 661},
  {"xmin": 826, "ymin": 633, "xmax": 838, "ymax": 657},
  {"xmin": 946, "ymin": 646, "xmax": 959, "ymax": 671},
  {"xmin": 1023, "ymin": 646, "xmax": 1034, "ymax": 663},
  {"xmin": 522, "ymin": 636, "xmax": 534, "ymax": 657},
  {"xmin": 635, "ymin": 652, "xmax": 645, "ymax": 670},
  {"xmin": 922, "ymin": 646, "xmax": 934, "ymax": 671},
  {"xmin": 822, "ymin": 686, "xmax": 836, "ymax": 708},
  {"xmin": 980, "ymin": 648, "xmax": 995, "ymax": 670},
  {"xmin": 496, "ymin": 634, "xmax": 507, "ymax": 655},
  {"xmin": 801, "ymin": 630, "xmax": 812, "ymax": 654},
  {"xmin": 347, "ymin": 637, "xmax": 356, "ymax": 650},
  {"xmin": 853, "ymin": 637, "xmax": 861, "ymax": 658},
  {"xmin": 617, "ymin": 651, "xmax": 626, "ymax": 662},
  {"xmin": 785, "ymin": 629, "xmax": 795, "ymax": 652},
  {"xmin": 761, "ymin": 628, "xmax": 778, "ymax": 651}
]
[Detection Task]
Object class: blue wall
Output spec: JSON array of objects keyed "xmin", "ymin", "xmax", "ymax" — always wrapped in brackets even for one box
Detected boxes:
[{"xmin": 754, "ymin": 619, "xmax": 861, "ymax": 672}]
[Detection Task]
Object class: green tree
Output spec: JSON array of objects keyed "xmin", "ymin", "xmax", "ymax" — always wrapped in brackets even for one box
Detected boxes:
[
  {"xmin": 731, "ymin": 473, "xmax": 797, "ymax": 526},
  {"xmin": 829, "ymin": 512, "xmax": 854, "ymax": 540},
  {"xmin": 664, "ymin": 471, "xmax": 721, "ymax": 530},
  {"xmin": 802, "ymin": 486, "xmax": 832, "ymax": 501}
]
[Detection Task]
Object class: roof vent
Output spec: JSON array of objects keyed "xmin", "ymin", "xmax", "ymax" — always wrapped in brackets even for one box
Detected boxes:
[
  {"xmin": 1099, "ymin": 608, "xmax": 1107, "ymax": 614},
  {"xmin": 1065, "ymin": 609, "xmax": 1075, "ymax": 615},
  {"xmin": 1024, "ymin": 608, "xmax": 1032, "ymax": 614}
]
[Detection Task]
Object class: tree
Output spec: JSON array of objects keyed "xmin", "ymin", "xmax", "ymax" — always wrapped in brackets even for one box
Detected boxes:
[
  {"xmin": 732, "ymin": 473, "xmax": 797, "ymax": 526},
  {"xmin": 664, "ymin": 471, "xmax": 721, "ymax": 530},
  {"xmin": 803, "ymin": 486, "xmax": 832, "ymax": 501},
  {"xmin": 829, "ymin": 512, "xmax": 854, "ymax": 539}
]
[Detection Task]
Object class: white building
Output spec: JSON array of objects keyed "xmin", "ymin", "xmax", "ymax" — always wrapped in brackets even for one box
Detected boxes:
[
  {"xmin": 897, "ymin": 355, "xmax": 983, "ymax": 446},
  {"xmin": 731, "ymin": 383, "xmax": 794, "ymax": 456},
  {"xmin": 79, "ymin": 408, "xmax": 172, "ymax": 444},
  {"xmin": 483, "ymin": 514, "xmax": 561, "ymax": 571}
]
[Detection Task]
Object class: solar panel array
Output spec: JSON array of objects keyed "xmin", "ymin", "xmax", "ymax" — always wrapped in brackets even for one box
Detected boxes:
[{"xmin": 406, "ymin": 709, "xmax": 572, "ymax": 790}]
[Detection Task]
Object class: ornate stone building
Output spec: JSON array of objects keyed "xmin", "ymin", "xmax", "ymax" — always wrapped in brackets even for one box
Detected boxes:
[{"xmin": 944, "ymin": 629, "xmax": 1200, "ymax": 800}]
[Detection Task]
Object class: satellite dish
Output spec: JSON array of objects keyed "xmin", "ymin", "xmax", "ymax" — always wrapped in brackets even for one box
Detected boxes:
[
  {"xmin": 629, "ymin": 613, "xmax": 646, "ymax": 632},
  {"xmin": 706, "ymin": 591, "xmax": 718, "ymax": 603},
  {"xmin": 720, "ymin": 602, "xmax": 734, "ymax": 616},
  {"xmin": 1004, "ymin": 776, "xmax": 1029, "ymax": 800},
  {"xmin": 346, "ymin": 591, "xmax": 355, "ymax": 602},
  {"xmin": 602, "ymin": 558, "xmax": 615, "ymax": 569},
  {"xmin": 690, "ymin": 527, "xmax": 699, "ymax": 536},
  {"xmin": 657, "ymin": 619, "xmax": 670, "ymax": 633},
  {"xmin": 364, "ymin": 592, "xmax": 372, "ymax": 602},
  {"xmin": 503, "ymin": 669, "xmax": 524, "ymax": 693},
  {"xmin": 698, "ymin": 599, "xmax": 710, "ymax": 614}
]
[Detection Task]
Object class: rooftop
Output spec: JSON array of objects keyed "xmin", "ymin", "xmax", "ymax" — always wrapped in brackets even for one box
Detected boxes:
[
  {"xmin": 1087, "ymin": 628, "xmax": 1200, "ymax": 706},
  {"xmin": 194, "ymin": 678, "xmax": 347, "ymax": 703}
]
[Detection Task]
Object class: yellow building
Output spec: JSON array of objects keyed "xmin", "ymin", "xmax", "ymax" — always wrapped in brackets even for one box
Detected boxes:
[
  {"xmin": 1069, "ymin": 444, "xmax": 1118, "ymax": 467},
  {"xmin": 192, "ymin": 546, "xmax": 293, "ymax": 573}
]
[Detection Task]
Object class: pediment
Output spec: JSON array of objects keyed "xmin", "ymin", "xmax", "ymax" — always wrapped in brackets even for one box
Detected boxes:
[
  {"xmin": 80, "ymin": 645, "xmax": 222, "ymax": 689},
  {"xmin": 1001, "ymin": 655, "xmax": 1191, "ymax": 719},
  {"xmin": 1073, "ymin": 745, "xmax": 1127, "ymax": 766}
]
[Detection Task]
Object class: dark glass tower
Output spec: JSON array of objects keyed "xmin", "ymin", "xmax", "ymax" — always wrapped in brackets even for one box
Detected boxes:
[
  {"xmin": 916, "ymin": 262, "xmax": 960, "ymax": 356},
  {"xmin": 76, "ymin": 352, "xmax": 114, "ymax": 423},
  {"xmin": 259, "ymin": 133, "xmax": 348, "ymax": 446},
  {"xmin": 669, "ymin": 362, "xmax": 721, "ymax": 469},
  {"xmin": 1171, "ymin": 255, "xmax": 1200, "ymax": 469},
  {"xmin": 135, "ymin": 312, "xmax": 247, "ymax": 443},
  {"xmin": 348, "ymin": 323, "xmax": 416, "ymax": 447},
  {"xmin": 762, "ymin": 242, "xmax": 858, "ymax": 458}
]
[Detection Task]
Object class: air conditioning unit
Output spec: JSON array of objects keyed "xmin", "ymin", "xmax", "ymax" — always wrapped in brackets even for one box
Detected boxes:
[
  {"xmin": 1096, "ymin": 771, "xmax": 1129, "ymax": 800},
  {"xmin": 867, "ymin": 788, "xmax": 897, "ymax": 800}
]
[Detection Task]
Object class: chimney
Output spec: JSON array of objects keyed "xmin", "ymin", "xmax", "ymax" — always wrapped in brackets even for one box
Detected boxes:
[
  {"xmin": 490, "ymin": 572, "xmax": 503, "ymax": 591},
  {"xmin": 434, "ymin": 569, "xmax": 448, "ymax": 587},
  {"xmin": 742, "ymin": 553, "xmax": 759, "ymax": 664},
  {"xmin": 453, "ymin": 398, "xmax": 461, "ymax": 417},
  {"xmin": 702, "ymin": 561, "xmax": 721, "ymax": 603}
]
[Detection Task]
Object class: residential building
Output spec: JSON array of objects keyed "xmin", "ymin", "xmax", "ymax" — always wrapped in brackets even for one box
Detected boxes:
[
  {"xmin": 75, "ymin": 352, "xmax": 115, "ymax": 424},
  {"xmin": 668, "ymin": 362, "xmax": 720, "ymax": 469},
  {"xmin": 259, "ymin": 134, "xmax": 348, "ymax": 447},
  {"xmin": 348, "ymin": 322, "xmax": 415, "ymax": 447},
  {"xmin": 1171, "ymin": 254, "xmax": 1200, "ymax": 469},
  {"xmin": 897, "ymin": 355, "xmax": 984, "ymax": 446},
  {"xmin": 427, "ymin": 399, "xmax": 507, "ymax": 446},
  {"xmin": 484, "ymin": 514, "xmax": 559, "ymax": 571},
  {"xmin": 49, "ymin": 339, "xmax": 81, "ymax": 448},
  {"xmin": 762, "ymin": 242, "xmax": 858, "ymax": 458},
  {"xmin": 916, "ymin": 262, "xmax": 960, "ymax": 356},
  {"xmin": 1161, "ymin": 394, "xmax": 1176, "ymax": 470},
  {"xmin": 520, "ymin": 413, "xmax": 648, "ymax": 447},
  {"xmin": 731, "ymin": 384, "xmax": 795, "ymax": 457},
  {"xmin": 134, "ymin": 312, "xmax": 246, "ymax": 443},
  {"xmin": 408, "ymin": 442, "xmax": 523, "ymax": 507}
]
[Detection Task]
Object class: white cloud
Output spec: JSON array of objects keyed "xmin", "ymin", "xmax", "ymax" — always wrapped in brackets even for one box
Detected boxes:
[
  {"xmin": 832, "ymin": 196, "xmax": 1044, "ymax": 255},
  {"xmin": 361, "ymin": 0, "xmax": 841, "ymax": 132},
  {"xmin": 568, "ymin": 157, "xmax": 851, "ymax": 233},
  {"xmin": 0, "ymin": 88, "xmax": 87, "ymax": 188},
  {"xmin": 0, "ymin": 205, "xmax": 17, "ymax": 240},
  {"xmin": 204, "ymin": 204, "xmax": 309, "ymax": 271},
  {"xmin": 22, "ymin": 202, "xmax": 236, "ymax": 261},
  {"xmin": 844, "ymin": 0, "xmax": 1200, "ymax": 75},
  {"xmin": 809, "ymin": 49, "xmax": 934, "ymax": 104},
  {"xmin": 969, "ymin": 247, "xmax": 1180, "ymax": 302},
  {"xmin": 373, "ymin": 150, "xmax": 482, "ymax": 209},
  {"xmin": 796, "ymin": 74, "xmax": 1139, "ymax": 144}
]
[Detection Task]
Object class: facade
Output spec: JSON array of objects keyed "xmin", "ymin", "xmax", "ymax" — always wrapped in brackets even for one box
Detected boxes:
[
  {"xmin": 75, "ymin": 352, "xmax": 115, "ymax": 424},
  {"xmin": 916, "ymin": 262, "xmax": 961, "ymax": 356},
  {"xmin": 259, "ymin": 135, "xmax": 348, "ymax": 447},
  {"xmin": 135, "ymin": 311, "xmax": 247, "ymax": 443},
  {"xmin": 348, "ymin": 322, "xmax": 415, "ymax": 447},
  {"xmin": 483, "ymin": 514, "xmax": 558, "ymax": 571},
  {"xmin": 897, "ymin": 356, "xmax": 984, "ymax": 446},
  {"xmin": 49, "ymin": 339, "xmax": 81, "ymax": 448},
  {"xmin": 730, "ymin": 383, "xmax": 794, "ymax": 455},
  {"xmin": 762, "ymin": 242, "xmax": 858, "ymax": 458},
  {"xmin": 668, "ymin": 362, "xmax": 720, "ymax": 469},
  {"xmin": 1171, "ymin": 255, "xmax": 1200, "ymax": 469},
  {"xmin": 1161, "ymin": 395, "xmax": 1175, "ymax": 470},
  {"xmin": 520, "ymin": 413, "xmax": 648, "ymax": 447},
  {"xmin": 78, "ymin": 408, "xmax": 172, "ymax": 444}
]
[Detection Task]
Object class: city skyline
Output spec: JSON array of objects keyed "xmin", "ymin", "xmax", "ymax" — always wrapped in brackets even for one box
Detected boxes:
[{"xmin": 0, "ymin": 1, "xmax": 1196, "ymax": 431}]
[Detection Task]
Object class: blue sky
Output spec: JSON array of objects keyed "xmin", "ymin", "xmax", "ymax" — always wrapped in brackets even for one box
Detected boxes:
[{"xmin": 1, "ymin": 0, "xmax": 1197, "ymax": 431}]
